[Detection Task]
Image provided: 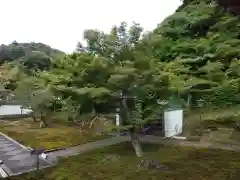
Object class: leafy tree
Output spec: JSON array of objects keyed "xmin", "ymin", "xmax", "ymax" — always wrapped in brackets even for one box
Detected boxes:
[
  {"xmin": 106, "ymin": 57, "xmax": 195, "ymax": 156},
  {"xmin": 38, "ymin": 49, "xmax": 176, "ymax": 156},
  {"xmin": 75, "ymin": 42, "xmax": 86, "ymax": 53},
  {"xmin": 40, "ymin": 53, "xmax": 113, "ymax": 126},
  {"xmin": 40, "ymin": 21, "xmax": 197, "ymax": 156},
  {"xmin": 84, "ymin": 22, "xmax": 143, "ymax": 62},
  {"xmin": 139, "ymin": 0, "xmax": 240, "ymax": 106},
  {"xmin": 21, "ymin": 51, "xmax": 52, "ymax": 71},
  {"xmin": 0, "ymin": 61, "xmax": 27, "ymax": 90},
  {"xmin": 14, "ymin": 73, "xmax": 53, "ymax": 127}
]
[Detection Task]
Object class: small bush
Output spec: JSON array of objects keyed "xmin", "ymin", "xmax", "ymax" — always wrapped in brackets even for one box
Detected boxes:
[
  {"xmin": 207, "ymin": 125, "xmax": 218, "ymax": 131},
  {"xmin": 234, "ymin": 121, "xmax": 240, "ymax": 132},
  {"xmin": 186, "ymin": 105, "xmax": 240, "ymax": 137},
  {"xmin": 191, "ymin": 126, "xmax": 204, "ymax": 136},
  {"xmin": 203, "ymin": 121, "xmax": 219, "ymax": 130}
]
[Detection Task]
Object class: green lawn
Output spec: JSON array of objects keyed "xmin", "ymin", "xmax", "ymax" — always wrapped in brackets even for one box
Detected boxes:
[
  {"xmin": 0, "ymin": 118, "xmax": 110, "ymax": 150},
  {"xmin": 183, "ymin": 105, "xmax": 240, "ymax": 144},
  {"xmin": 201, "ymin": 127, "xmax": 240, "ymax": 145},
  {"xmin": 185, "ymin": 105, "xmax": 240, "ymax": 128},
  {"xmin": 8, "ymin": 142, "xmax": 240, "ymax": 180}
]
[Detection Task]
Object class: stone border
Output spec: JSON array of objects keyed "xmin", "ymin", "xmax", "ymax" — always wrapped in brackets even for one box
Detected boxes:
[
  {"xmin": 0, "ymin": 167, "xmax": 8, "ymax": 178},
  {"xmin": 11, "ymin": 164, "xmax": 54, "ymax": 177},
  {"xmin": 44, "ymin": 133, "xmax": 114, "ymax": 153},
  {"xmin": 0, "ymin": 132, "xmax": 28, "ymax": 149},
  {"xmin": 0, "ymin": 114, "xmax": 32, "ymax": 120},
  {"xmin": 44, "ymin": 147, "xmax": 66, "ymax": 153},
  {"xmin": 0, "ymin": 132, "xmax": 55, "ymax": 168}
]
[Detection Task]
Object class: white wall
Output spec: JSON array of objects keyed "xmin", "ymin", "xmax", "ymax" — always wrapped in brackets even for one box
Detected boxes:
[
  {"xmin": 164, "ymin": 109, "xmax": 183, "ymax": 137},
  {"xmin": 0, "ymin": 105, "xmax": 32, "ymax": 115}
]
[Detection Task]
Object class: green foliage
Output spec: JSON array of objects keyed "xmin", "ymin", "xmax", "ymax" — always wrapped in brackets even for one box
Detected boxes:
[
  {"xmin": 143, "ymin": 0, "xmax": 240, "ymax": 107},
  {"xmin": 0, "ymin": 42, "xmax": 65, "ymax": 70},
  {"xmin": 29, "ymin": 20, "xmax": 193, "ymax": 134},
  {"xmin": 42, "ymin": 53, "xmax": 114, "ymax": 116},
  {"xmin": 203, "ymin": 79, "xmax": 240, "ymax": 105},
  {"xmin": 2, "ymin": 0, "xmax": 240, "ymax": 140},
  {"xmin": 184, "ymin": 105, "xmax": 240, "ymax": 137},
  {"xmin": 0, "ymin": 0, "xmax": 239, "ymax": 162},
  {"xmin": 0, "ymin": 61, "xmax": 28, "ymax": 90},
  {"xmin": 83, "ymin": 22, "xmax": 143, "ymax": 62},
  {"xmin": 21, "ymin": 51, "xmax": 52, "ymax": 71}
]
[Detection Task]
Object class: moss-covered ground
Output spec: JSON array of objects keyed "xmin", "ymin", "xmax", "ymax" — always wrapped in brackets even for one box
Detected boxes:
[
  {"xmin": 7, "ymin": 142, "xmax": 240, "ymax": 180},
  {"xmin": 184, "ymin": 106, "xmax": 240, "ymax": 145},
  {"xmin": 0, "ymin": 118, "xmax": 110, "ymax": 150}
]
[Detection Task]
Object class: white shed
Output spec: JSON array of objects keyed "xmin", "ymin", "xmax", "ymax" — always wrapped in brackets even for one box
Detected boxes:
[{"xmin": 163, "ymin": 108, "xmax": 183, "ymax": 137}]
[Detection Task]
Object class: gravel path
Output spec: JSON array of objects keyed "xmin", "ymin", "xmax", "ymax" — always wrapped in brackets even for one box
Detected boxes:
[
  {"xmin": 46, "ymin": 134, "xmax": 240, "ymax": 158},
  {"xmin": 140, "ymin": 135, "xmax": 240, "ymax": 151},
  {"xmin": 46, "ymin": 135, "xmax": 129, "ymax": 158}
]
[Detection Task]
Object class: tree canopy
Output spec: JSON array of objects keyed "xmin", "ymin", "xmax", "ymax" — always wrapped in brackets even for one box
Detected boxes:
[{"xmin": 0, "ymin": 42, "xmax": 65, "ymax": 70}]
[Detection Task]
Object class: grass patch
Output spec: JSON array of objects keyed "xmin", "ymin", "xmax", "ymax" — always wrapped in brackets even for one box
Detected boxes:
[
  {"xmin": 183, "ymin": 105, "xmax": 240, "ymax": 137},
  {"xmin": 0, "ymin": 118, "xmax": 111, "ymax": 150},
  {"xmin": 8, "ymin": 142, "xmax": 240, "ymax": 180},
  {"xmin": 201, "ymin": 128, "xmax": 240, "ymax": 145}
]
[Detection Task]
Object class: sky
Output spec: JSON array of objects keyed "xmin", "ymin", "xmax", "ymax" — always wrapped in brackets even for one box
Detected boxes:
[{"xmin": 0, "ymin": 0, "xmax": 182, "ymax": 53}]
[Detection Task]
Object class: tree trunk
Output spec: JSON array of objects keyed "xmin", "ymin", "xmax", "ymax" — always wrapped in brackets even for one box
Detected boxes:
[
  {"xmin": 141, "ymin": 102, "xmax": 145, "ymax": 121},
  {"xmin": 79, "ymin": 121, "xmax": 85, "ymax": 132},
  {"xmin": 120, "ymin": 92, "xmax": 143, "ymax": 156},
  {"xmin": 89, "ymin": 116, "xmax": 98, "ymax": 129},
  {"xmin": 130, "ymin": 129, "xmax": 143, "ymax": 157},
  {"xmin": 140, "ymin": 102, "xmax": 145, "ymax": 129},
  {"xmin": 91, "ymin": 104, "xmax": 96, "ymax": 118},
  {"xmin": 32, "ymin": 113, "xmax": 37, "ymax": 122},
  {"xmin": 40, "ymin": 112, "xmax": 48, "ymax": 128},
  {"xmin": 122, "ymin": 97, "xmax": 131, "ymax": 123},
  {"xmin": 187, "ymin": 93, "xmax": 192, "ymax": 109}
]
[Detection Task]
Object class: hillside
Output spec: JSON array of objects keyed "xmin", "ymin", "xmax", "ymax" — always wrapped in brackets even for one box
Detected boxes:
[
  {"xmin": 140, "ymin": 0, "xmax": 240, "ymax": 105},
  {"xmin": 1, "ymin": 0, "xmax": 240, "ymax": 106},
  {"xmin": 0, "ymin": 42, "xmax": 65, "ymax": 70}
]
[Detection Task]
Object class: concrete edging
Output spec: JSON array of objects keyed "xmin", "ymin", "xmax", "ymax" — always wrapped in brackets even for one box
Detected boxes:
[
  {"xmin": 44, "ymin": 134, "xmax": 115, "ymax": 153},
  {"xmin": 0, "ymin": 132, "xmax": 28, "ymax": 149},
  {"xmin": 44, "ymin": 147, "xmax": 66, "ymax": 153},
  {"xmin": 0, "ymin": 167, "xmax": 8, "ymax": 178},
  {"xmin": 0, "ymin": 132, "xmax": 55, "ymax": 168},
  {"xmin": 0, "ymin": 114, "xmax": 32, "ymax": 120}
]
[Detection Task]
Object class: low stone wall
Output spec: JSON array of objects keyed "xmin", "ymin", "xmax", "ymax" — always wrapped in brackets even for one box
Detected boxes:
[
  {"xmin": 0, "ymin": 113, "xmax": 33, "ymax": 120},
  {"xmin": 0, "ymin": 100, "xmax": 22, "ymax": 105},
  {"xmin": 0, "ymin": 104, "xmax": 33, "ymax": 117}
]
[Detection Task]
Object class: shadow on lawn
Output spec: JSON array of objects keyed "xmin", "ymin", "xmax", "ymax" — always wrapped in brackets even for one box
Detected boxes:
[{"xmin": 100, "ymin": 142, "xmax": 164, "ymax": 156}]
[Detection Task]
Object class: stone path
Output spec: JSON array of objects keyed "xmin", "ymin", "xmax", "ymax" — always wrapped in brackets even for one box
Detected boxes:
[
  {"xmin": 47, "ymin": 134, "xmax": 240, "ymax": 159},
  {"xmin": 0, "ymin": 133, "xmax": 53, "ymax": 177},
  {"xmin": 47, "ymin": 135, "xmax": 129, "ymax": 158},
  {"xmin": 140, "ymin": 135, "xmax": 240, "ymax": 151}
]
